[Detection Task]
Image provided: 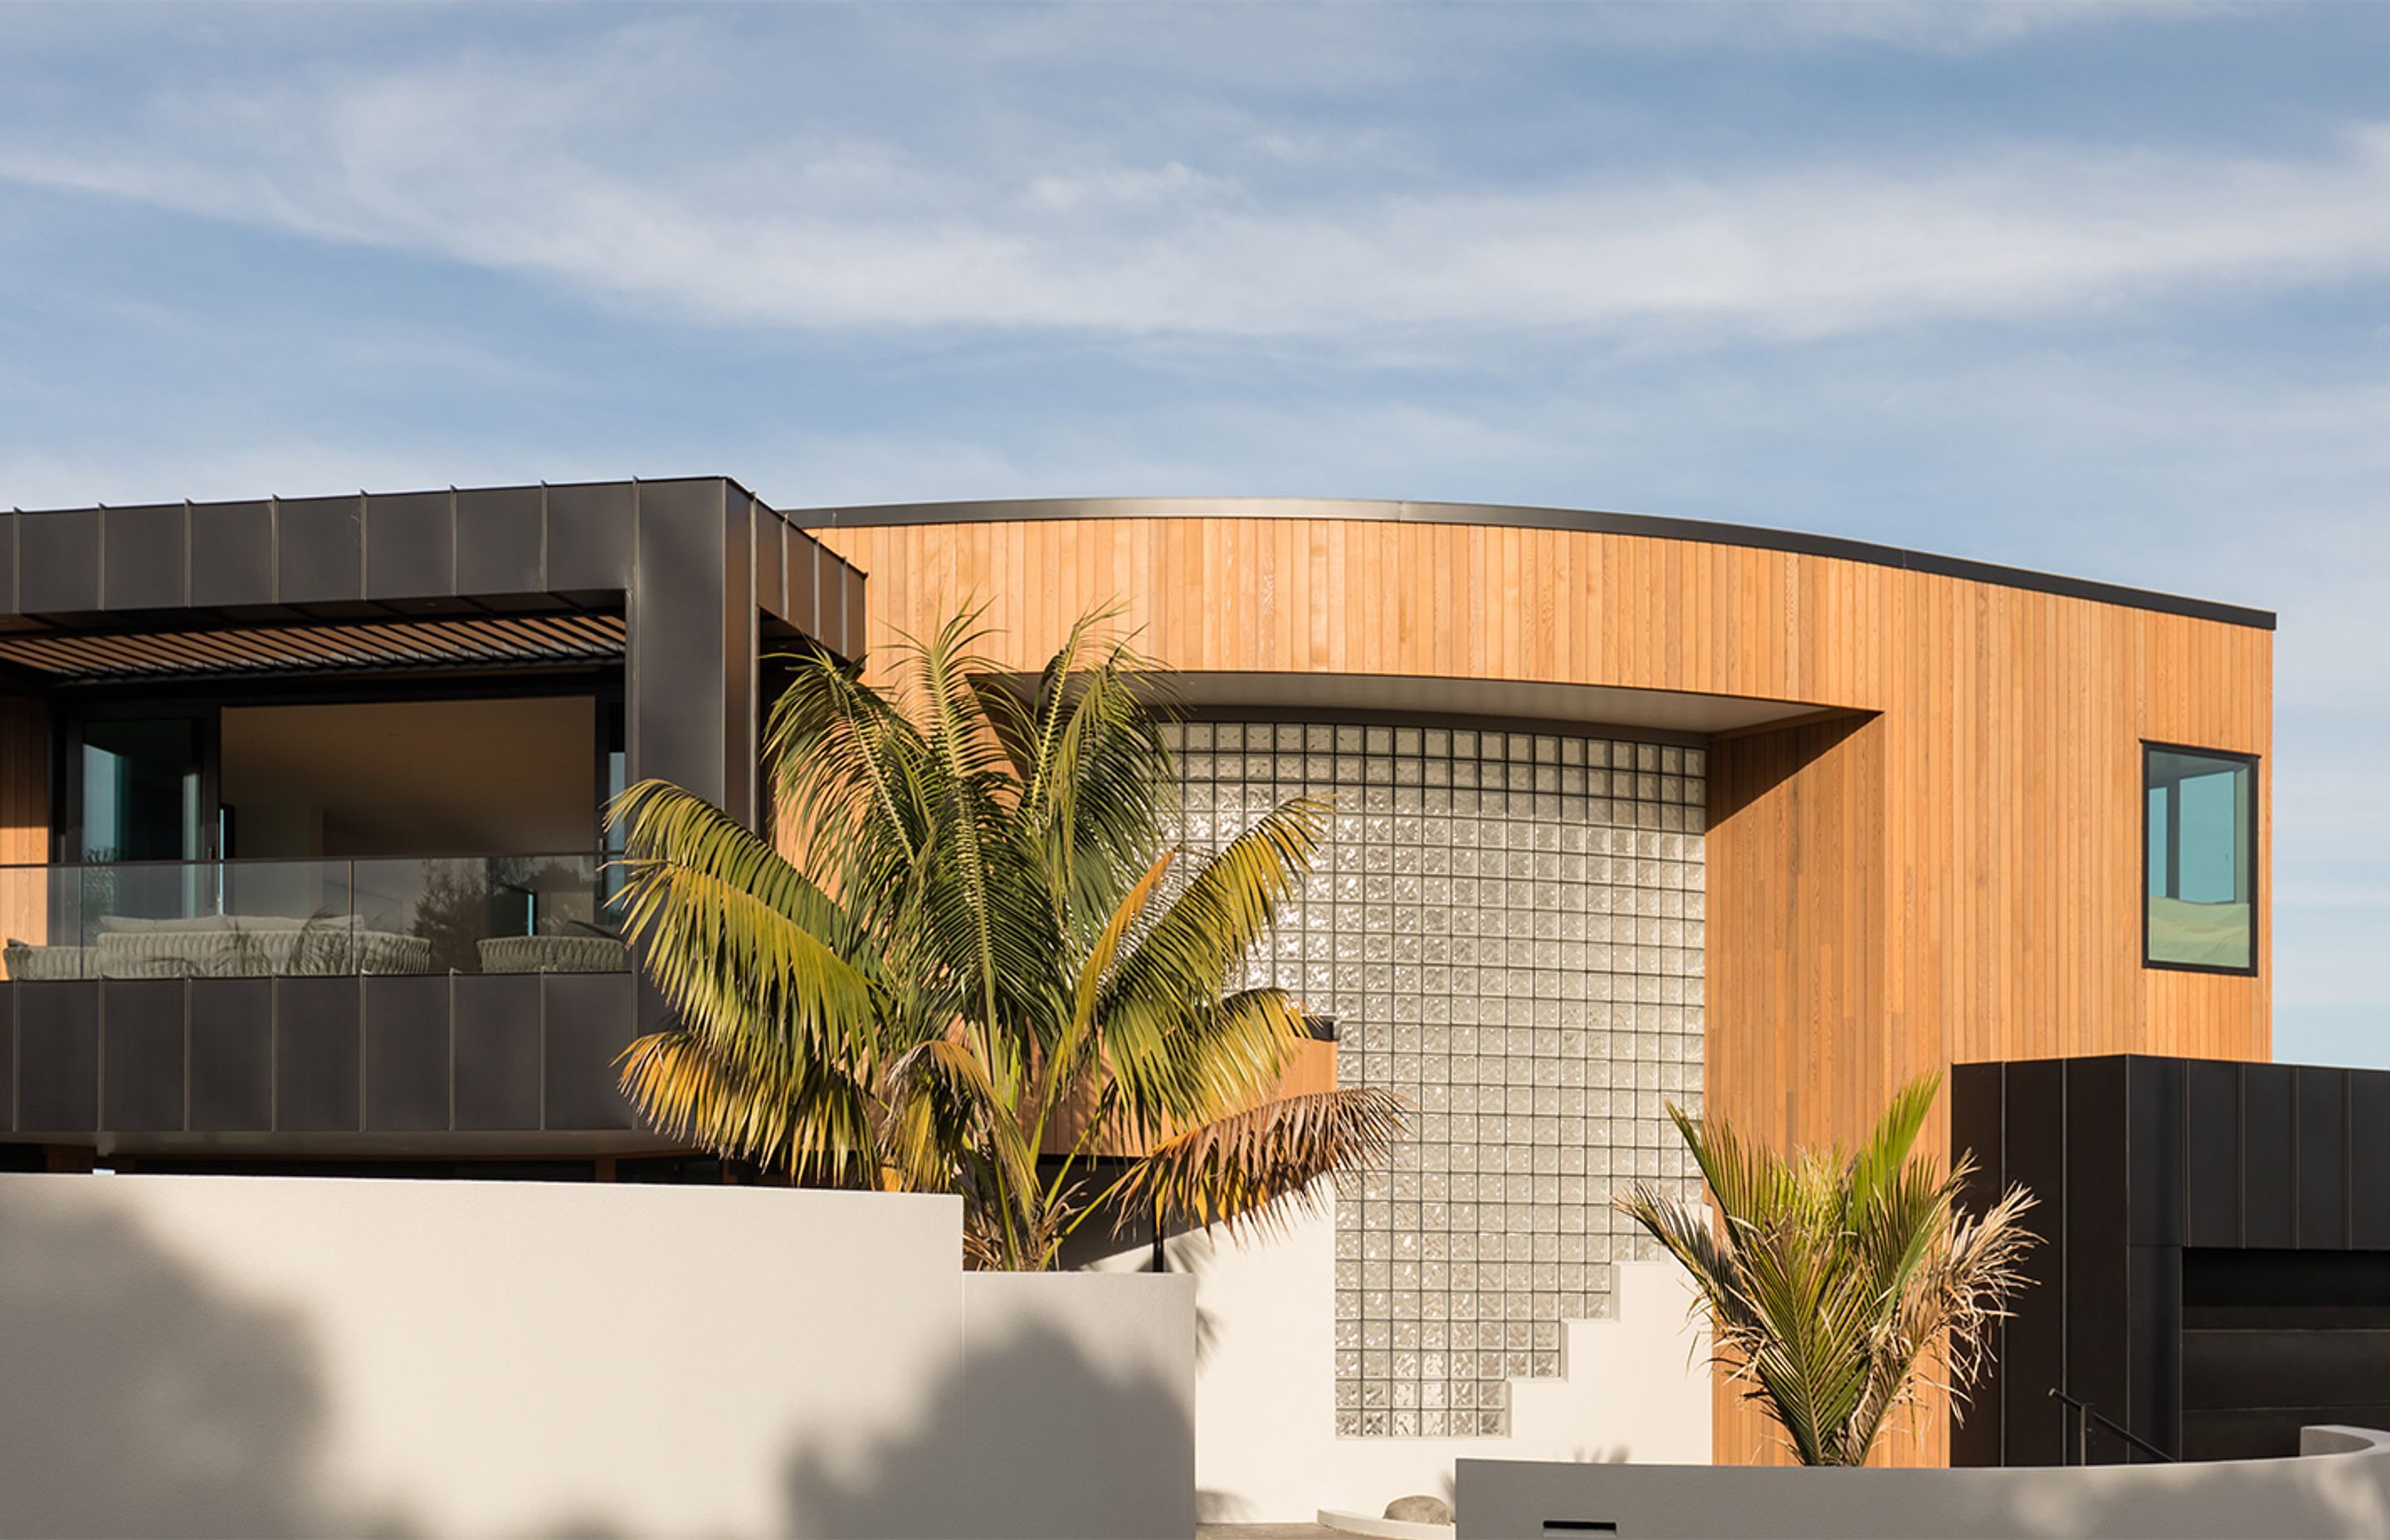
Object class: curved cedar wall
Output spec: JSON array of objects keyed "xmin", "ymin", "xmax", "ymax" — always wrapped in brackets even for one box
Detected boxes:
[{"xmin": 817, "ymin": 514, "xmax": 2273, "ymax": 1465}]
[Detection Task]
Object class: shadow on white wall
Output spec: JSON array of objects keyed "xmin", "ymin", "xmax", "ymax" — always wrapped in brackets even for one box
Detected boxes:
[
  {"xmin": 0, "ymin": 1195, "xmax": 412, "ymax": 1538},
  {"xmin": 784, "ymin": 1313, "xmax": 1193, "ymax": 1538}
]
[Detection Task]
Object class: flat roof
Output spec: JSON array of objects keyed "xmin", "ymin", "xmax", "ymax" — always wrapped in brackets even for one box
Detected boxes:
[{"xmin": 791, "ymin": 494, "xmax": 2275, "ymax": 632}]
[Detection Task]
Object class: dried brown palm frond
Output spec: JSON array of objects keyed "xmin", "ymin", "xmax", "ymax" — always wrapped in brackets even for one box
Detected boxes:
[
  {"xmin": 1615, "ymin": 1071, "xmax": 2039, "ymax": 1466},
  {"xmin": 1107, "ymin": 1086, "xmax": 1411, "ymax": 1237}
]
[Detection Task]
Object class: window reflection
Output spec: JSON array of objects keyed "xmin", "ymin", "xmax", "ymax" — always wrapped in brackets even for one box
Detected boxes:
[{"xmin": 2145, "ymin": 746, "xmax": 2256, "ymax": 972}]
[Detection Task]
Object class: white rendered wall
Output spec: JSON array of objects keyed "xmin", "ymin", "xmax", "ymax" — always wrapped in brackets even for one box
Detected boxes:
[
  {"xmin": 1456, "ymin": 1426, "xmax": 2390, "ymax": 1539},
  {"xmin": 1098, "ymin": 1205, "xmax": 1712, "ymax": 1524},
  {"xmin": 0, "ymin": 1173, "xmax": 1194, "ymax": 1540},
  {"xmin": 958, "ymin": 1272, "xmax": 1198, "ymax": 1538}
]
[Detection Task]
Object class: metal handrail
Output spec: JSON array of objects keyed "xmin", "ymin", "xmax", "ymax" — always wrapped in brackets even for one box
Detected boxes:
[{"xmin": 2048, "ymin": 1387, "xmax": 2175, "ymax": 1464}]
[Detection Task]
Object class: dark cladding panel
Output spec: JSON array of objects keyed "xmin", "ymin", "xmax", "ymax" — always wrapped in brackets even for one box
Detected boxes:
[
  {"xmin": 841, "ymin": 561, "xmax": 867, "ymax": 660},
  {"xmin": 17, "ymin": 509, "xmax": 100, "ymax": 615},
  {"xmin": 2298, "ymin": 1067, "xmax": 2349, "ymax": 1250},
  {"xmin": 2001, "ymin": 1057, "xmax": 2067, "ymax": 1465},
  {"xmin": 541, "ymin": 971, "xmax": 638, "ymax": 1130},
  {"xmin": 2182, "ymin": 1407, "xmax": 2390, "ymax": 1464},
  {"xmin": 2181, "ymin": 1245, "xmax": 2390, "ymax": 1460},
  {"xmin": 100, "ymin": 981, "xmax": 185, "ymax": 1133},
  {"xmin": 455, "ymin": 974, "xmax": 541, "ymax": 1130},
  {"xmin": 628, "ymin": 479, "xmax": 736, "ymax": 821},
  {"xmin": 2183, "ymin": 1327, "xmax": 2390, "ymax": 1413},
  {"xmin": 189, "ymin": 500, "xmax": 276, "ymax": 607},
  {"xmin": 2356, "ymin": 1073, "xmax": 2390, "ymax": 1250},
  {"xmin": 456, "ymin": 485, "xmax": 547, "ymax": 596},
  {"xmin": 784, "ymin": 535, "xmax": 818, "ymax": 636},
  {"xmin": 2066, "ymin": 1058, "xmax": 2132, "ymax": 1428},
  {"xmin": 363, "ymin": 490, "xmax": 455, "ymax": 602},
  {"xmin": 1949, "ymin": 1062, "xmax": 2007, "ymax": 1466},
  {"xmin": 100, "ymin": 503, "xmax": 188, "ymax": 611},
  {"xmin": 721, "ymin": 495, "xmax": 757, "ymax": 831},
  {"xmin": 276, "ymin": 495, "xmax": 364, "ymax": 606},
  {"xmin": 275, "ymin": 977, "xmax": 360, "ymax": 1132},
  {"xmin": 15, "ymin": 982, "xmax": 97, "ymax": 1132},
  {"xmin": 0, "ymin": 512, "xmax": 15, "ymax": 613},
  {"xmin": 2244, "ymin": 1063, "xmax": 2296, "ymax": 1250},
  {"xmin": 546, "ymin": 481, "xmax": 636, "ymax": 592},
  {"xmin": 1978, "ymin": 1056, "xmax": 2390, "ymax": 1471},
  {"xmin": 2184, "ymin": 1060, "xmax": 2242, "ymax": 1247},
  {"xmin": 814, "ymin": 548, "xmax": 843, "ymax": 655},
  {"xmin": 364, "ymin": 975, "xmax": 450, "ymax": 1133},
  {"xmin": 188, "ymin": 980, "xmax": 271, "ymax": 1133},
  {"xmin": 1950, "ymin": 1063, "xmax": 2006, "ymax": 1216},
  {"xmin": 753, "ymin": 499, "xmax": 785, "ymax": 618},
  {"xmin": 0, "ymin": 994, "xmax": 12, "ymax": 1131},
  {"xmin": 2128, "ymin": 1056, "xmax": 2186, "ymax": 1247},
  {"xmin": 2127, "ymin": 1245, "xmax": 2182, "ymax": 1458}
]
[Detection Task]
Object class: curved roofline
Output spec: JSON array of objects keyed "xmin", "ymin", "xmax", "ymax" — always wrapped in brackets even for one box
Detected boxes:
[{"xmin": 793, "ymin": 495, "xmax": 2274, "ymax": 631}]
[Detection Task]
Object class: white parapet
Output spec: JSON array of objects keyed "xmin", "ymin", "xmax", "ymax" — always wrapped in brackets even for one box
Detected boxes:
[
  {"xmin": 1456, "ymin": 1425, "xmax": 2390, "ymax": 1539},
  {"xmin": 0, "ymin": 1172, "xmax": 1193, "ymax": 1540}
]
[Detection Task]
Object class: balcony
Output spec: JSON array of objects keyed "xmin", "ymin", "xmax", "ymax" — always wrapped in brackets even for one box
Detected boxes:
[
  {"xmin": 0, "ymin": 853, "xmax": 627, "ymax": 982},
  {"xmin": 0, "ymin": 854, "xmax": 645, "ymax": 1144}
]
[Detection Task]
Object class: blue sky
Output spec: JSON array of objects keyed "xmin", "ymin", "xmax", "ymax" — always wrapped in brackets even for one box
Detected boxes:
[{"xmin": 2, "ymin": 2, "xmax": 2384, "ymax": 1064}]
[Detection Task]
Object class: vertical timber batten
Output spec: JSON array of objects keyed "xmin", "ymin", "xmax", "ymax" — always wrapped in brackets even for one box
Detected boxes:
[{"xmin": 813, "ymin": 511, "xmax": 2272, "ymax": 1466}]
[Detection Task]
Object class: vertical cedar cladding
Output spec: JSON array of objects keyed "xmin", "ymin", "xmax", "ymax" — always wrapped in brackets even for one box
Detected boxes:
[{"xmin": 815, "ymin": 509, "xmax": 2273, "ymax": 1467}]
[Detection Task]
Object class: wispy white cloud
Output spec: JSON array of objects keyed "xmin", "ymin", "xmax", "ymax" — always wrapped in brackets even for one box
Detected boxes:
[
  {"xmin": 962, "ymin": 1, "xmax": 2242, "ymax": 73},
  {"xmin": 1602, "ymin": 0, "xmax": 2251, "ymax": 52},
  {"xmin": 0, "ymin": 17, "xmax": 2379, "ymax": 344}
]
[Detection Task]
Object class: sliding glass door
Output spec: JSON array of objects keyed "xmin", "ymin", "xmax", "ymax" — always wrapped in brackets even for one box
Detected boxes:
[
  {"xmin": 79, "ymin": 715, "xmax": 207, "ymax": 863},
  {"xmin": 73, "ymin": 711, "xmax": 217, "ymax": 925}
]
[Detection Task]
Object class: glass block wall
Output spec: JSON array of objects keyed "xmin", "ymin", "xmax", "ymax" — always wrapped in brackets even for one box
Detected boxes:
[{"xmin": 1163, "ymin": 719, "xmax": 1707, "ymax": 1439}]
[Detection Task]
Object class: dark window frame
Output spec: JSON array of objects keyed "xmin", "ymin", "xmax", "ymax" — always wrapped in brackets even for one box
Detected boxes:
[{"xmin": 2142, "ymin": 739, "xmax": 2261, "ymax": 977}]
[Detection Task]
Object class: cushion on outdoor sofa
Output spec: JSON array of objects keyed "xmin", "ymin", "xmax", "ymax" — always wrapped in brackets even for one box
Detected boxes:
[
  {"xmin": 3, "ymin": 941, "xmax": 90, "ymax": 981},
  {"xmin": 478, "ymin": 933, "xmax": 629, "ymax": 974}
]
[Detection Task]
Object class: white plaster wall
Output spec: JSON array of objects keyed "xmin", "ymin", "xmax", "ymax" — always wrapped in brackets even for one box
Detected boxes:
[
  {"xmin": 1097, "ymin": 1202, "xmax": 1710, "ymax": 1524},
  {"xmin": 1456, "ymin": 1426, "xmax": 2390, "ymax": 1539},
  {"xmin": 960, "ymin": 1272, "xmax": 1198, "ymax": 1538},
  {"xmin": 0, "ymin": 1174, "xmax": 1197, "ymax": 1540}
]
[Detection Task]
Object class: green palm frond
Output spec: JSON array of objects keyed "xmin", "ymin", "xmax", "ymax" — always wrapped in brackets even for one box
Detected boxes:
[
  {"xmin": 613, "ymin": 602, "xmax": 1397, "ymax": 1270},
  {"xmin": 1036, "ymin": 845, "xmax": 1181, "ymax": 1146},
  {"xmin": 608, "ymin": 782, "xmax": 884, "ymax": 1070},
  {"xmin": 885, "ymin": 1037, "xmax": 1041, "ymax": 1207},
  {"xmin": 618, "ymin": 1028, "xmax": 881, "ymax": 1187},
  {"xmin": 986, "ymin": 606, "xmax": 1174, "ymax": 944},
  {"xmin": 1099, "ymin": 798, "xmax": 1328, "ymax": 1131},
  {"xmin": 1617, "ymin": 1072, "xmax": 2039, "ymax": 1465}
]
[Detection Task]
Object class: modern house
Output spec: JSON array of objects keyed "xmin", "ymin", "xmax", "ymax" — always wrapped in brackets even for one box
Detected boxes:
[
  {"xmin": 0, "ymin": 478, "xmax": 861, "ymax": 1168},
  {"xmin": 0, "ymin": 480, "xmax": 2279, "ymax": 1503}
]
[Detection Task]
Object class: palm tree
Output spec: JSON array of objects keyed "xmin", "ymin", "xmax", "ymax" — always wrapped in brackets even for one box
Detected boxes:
[
  {"xmin": 1615, "ymin": 1073, "xmax": 2037, "ymax": 1465},
  {"xmin": 607, "ymin": 605, "xmax": 1407, "ymax": 1270}
]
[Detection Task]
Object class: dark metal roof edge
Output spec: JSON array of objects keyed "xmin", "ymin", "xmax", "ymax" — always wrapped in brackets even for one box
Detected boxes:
[
  {"xmin": 7, "ymin": 472, "xmax": 740, "ymax": 519},
  {"xmin": 4, "ymin": 472, "xmax": 870, "ymax": 585},
  {"xmin": 792, "ymin": 495, "xmax": 2276, "ymax": 632}
]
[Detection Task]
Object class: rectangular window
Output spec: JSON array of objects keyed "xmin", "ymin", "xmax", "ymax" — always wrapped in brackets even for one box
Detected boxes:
[{"xmin": 2145, "ymin": 744, "xmax": 2257, "ymax": 972}]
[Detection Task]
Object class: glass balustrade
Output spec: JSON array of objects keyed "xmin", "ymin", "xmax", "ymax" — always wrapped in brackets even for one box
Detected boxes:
[{"xmin": 0, "ymin": 854, "xmax": 628, "ymax": 980}]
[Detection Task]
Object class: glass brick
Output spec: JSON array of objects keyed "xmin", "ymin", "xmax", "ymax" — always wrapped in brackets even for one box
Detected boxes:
[{"xmin": 1185, "ymin": 721, "xmax": 1701, "ymax": 1441}]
